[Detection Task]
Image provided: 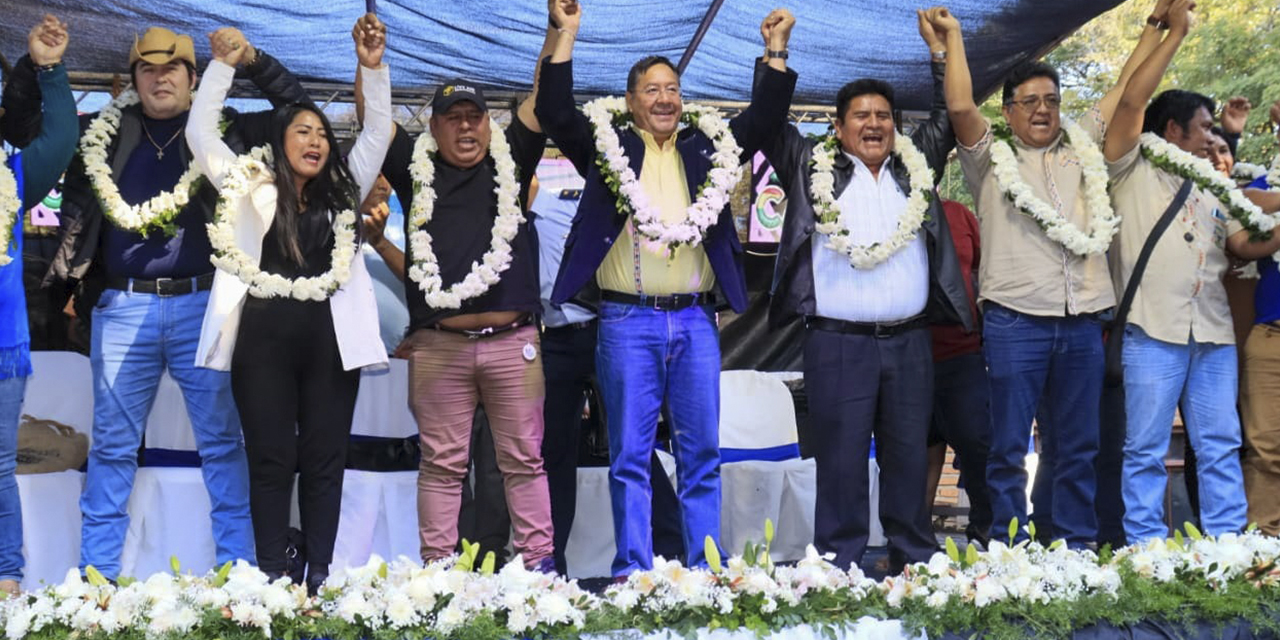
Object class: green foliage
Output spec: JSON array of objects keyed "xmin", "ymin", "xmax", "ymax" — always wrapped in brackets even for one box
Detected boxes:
[{"xmin": 1046, "ymin": 0, "xmax": 1280, "ymax": 163}]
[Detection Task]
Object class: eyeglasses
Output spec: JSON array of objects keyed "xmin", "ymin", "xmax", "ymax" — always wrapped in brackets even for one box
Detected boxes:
[{"xmin": 1005, "ymin": 94, "xmax": 1062, "ymax": 111}]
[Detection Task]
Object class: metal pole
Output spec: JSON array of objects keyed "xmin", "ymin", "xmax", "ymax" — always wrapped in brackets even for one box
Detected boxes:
[{"xmin": 677, "ymin": 0, "xmax": 726, "ymax": 74}]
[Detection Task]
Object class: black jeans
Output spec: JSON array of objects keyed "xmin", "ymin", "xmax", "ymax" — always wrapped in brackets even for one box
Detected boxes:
[
  {"xmin": 231, "ymin": 297, "xmax": 360, "ymax": 577},
  {"xmin": 931, "ymin": 352, "xmax": 993, "ymax": 539},
  {"xmin": 457, "ymin": 408, "xmax": 511, "ymax": 564}
]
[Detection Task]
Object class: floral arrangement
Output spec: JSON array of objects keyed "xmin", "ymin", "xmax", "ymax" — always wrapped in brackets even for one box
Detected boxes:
[
  {"xmin": 7, "ymin": 525, "xmax": 1280, "ymax": 640},
  {"xmin": 79, "ymin": 90, "xmax": 218, "ymax": 236},
  {"xmin": 206, "ymin": 145, "xmax": 359, "ymax": 301},
  {"xmin": 809, "ymin": 133, "xmax": 934, "ymax": 269},
  {"xmin": 582, "ymin": 97, "xmax": 743, "ymax": 250},
  {"xmin": 404, "ymin": 119, "xmax": 523, "ymax": 309},
  {"xmin": 989, "ymin": 119, "xmax": 1119, "ymax": 256},
  {"xmin": 1269, "ymin": 155, "xmax": 1280, "ymax": 191},
  {"xmin": 0, "ymin": 148, "xmax": 19, "ymax": 267}
]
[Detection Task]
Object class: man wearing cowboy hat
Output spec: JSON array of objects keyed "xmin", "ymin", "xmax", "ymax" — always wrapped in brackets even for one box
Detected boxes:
[{"xmin": 2, "ymin": 22, "xmax": 311, "ymax": 581}]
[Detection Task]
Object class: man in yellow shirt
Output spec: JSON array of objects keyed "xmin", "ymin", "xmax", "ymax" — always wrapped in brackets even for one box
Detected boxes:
[{"xmin": 535, "ymin": 0, "xmax": 797, "ymax": 576}]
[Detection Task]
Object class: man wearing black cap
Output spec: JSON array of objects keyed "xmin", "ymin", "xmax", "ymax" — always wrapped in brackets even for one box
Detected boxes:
[
  {"xmin": 1, "ymin": 24, "xmax": 310, "ymax": 581},
  {"xmin": 375, "ymin": 5, "xmax": 559, "ymax": 572}
]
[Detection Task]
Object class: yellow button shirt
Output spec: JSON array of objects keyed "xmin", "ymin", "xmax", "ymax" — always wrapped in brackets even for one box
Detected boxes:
[{"xmin": 597, "ymin": 127, "xmax": 715, "ymax": 295}]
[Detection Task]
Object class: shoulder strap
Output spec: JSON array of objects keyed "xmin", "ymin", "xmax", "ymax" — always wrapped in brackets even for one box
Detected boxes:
[{"xmin": 1114, "ymin": 177, "xmax": 1193, "ymax": 323}]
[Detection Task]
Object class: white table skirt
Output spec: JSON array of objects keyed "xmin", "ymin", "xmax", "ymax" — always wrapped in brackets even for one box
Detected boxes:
[{"xmin": 16, "ymin": 459, "xmax": 887, "ymax": 587}]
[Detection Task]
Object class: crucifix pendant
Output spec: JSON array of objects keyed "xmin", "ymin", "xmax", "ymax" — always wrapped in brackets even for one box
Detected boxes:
[{"xmin": 156, "ymin": 149, "xmax": 165, "ymax": 160}]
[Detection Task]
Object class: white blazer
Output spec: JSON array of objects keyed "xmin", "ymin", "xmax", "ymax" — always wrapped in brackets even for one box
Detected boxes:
[{"xmin": 187, "ymin": 59, "xmax": 392, "ymax": 372}]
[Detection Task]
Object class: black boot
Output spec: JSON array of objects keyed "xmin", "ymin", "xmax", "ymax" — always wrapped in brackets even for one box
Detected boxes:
[{"xmin": 305, "ymin": 565, "xmax": 329, "ymax": 597}]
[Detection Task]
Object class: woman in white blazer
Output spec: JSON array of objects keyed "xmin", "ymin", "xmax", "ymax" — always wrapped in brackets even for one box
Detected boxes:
[{"xmin": 186, "ymin": 14, "xmax": 391, "ymax": 593}]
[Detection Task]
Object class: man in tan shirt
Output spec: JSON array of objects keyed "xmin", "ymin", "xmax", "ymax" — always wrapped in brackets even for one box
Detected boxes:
[
  {"xmin": 934, "ymin": 1, "xmax": 1171, "ymax": 548},
  {"xmin": 1103, "ymin": 0, "xmax": 1280, "ymax": 543}
]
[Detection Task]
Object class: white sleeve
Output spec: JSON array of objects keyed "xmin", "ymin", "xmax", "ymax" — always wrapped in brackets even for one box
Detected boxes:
[
  {"xmin": 348, "ymin": 63, "xmax": 392, "ymax": 201},
  {"xmin": 184, "ymin": 60, "xmax": 239, "ymax": 189}
]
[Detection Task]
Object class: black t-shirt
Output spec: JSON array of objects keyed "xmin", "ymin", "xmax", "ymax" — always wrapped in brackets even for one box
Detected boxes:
[
  {"xmin": 102, "ymin": 112, "xmax": 216, "ymax": 279},
  {"xmin": 382, "ymin": 117, "xmax": 545, "ymax": 330},
  {"xmin": 258, "ymin": 206, "xmax": 334, "ymax": 279}
]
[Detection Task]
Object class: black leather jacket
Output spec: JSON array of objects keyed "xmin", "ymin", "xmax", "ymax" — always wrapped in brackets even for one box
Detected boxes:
[
  {"xmin": 762, "ymin": 61, "xmax": 974, "ymax": 332},
  {"xmin": 0, "ymin": 51, "xmax": 311, "ymax": 305}
]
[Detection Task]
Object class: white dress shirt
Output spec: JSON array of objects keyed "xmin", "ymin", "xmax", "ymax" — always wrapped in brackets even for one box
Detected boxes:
[{"xmin": 812, "ymin": 152, "xmax": 929, "ymax": 323}]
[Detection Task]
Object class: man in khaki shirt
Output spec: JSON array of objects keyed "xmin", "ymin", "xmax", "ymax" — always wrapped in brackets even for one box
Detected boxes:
[
  {"xmin": 935, "ymin": 1, "xmax": 1172, "ymax": 549},
  {"xmin": 1103, "ymin": 0, "xmax": 1280, "ymax": 544}
]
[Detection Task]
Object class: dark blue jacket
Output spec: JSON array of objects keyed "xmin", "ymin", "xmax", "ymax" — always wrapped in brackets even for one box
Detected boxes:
[{"xmin": 535, "ymin": 58, "xmax": 797, "ymax": 313}]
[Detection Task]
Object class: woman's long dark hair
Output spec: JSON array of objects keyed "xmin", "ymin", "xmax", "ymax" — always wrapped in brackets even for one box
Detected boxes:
[{"xmin": 268, "ymin": 103, "xmax": 360, "ymax": 266}]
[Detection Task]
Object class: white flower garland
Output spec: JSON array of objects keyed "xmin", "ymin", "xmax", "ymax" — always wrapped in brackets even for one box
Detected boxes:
[
  {"xmin": 0, "ymin": 148, "xmax": 19, "ymax": 267},
  {"xmin": 403, "ymin": 118, "xmax": 523, "ymax": 310},
  {"xmin": 1231, "ymin": 162, "xmax": 1266, "ymax": 183},
  {"xmin": 809, "ymin": 135, "xmax": 934, "ymax": 269},
  {"xmin": 80, "ymin": 90, "xmax": 210, "ymax": 235},
  {"xmin": 989, "ymin": 119, "xmax": 1119, "ymax": 256},
  {"xmin": 1139, "ymin": 132, "xmax": 1280, "ymax": 238},
  {"xmin": 582, "ymin": 96, "xmax": 743, "ymax": 249},
  {"xmin": 1268, "ymin": 154, "xmax": 1280, "ymax": 191},
  {"xmin": 206, "ymin": 146, "xmax": 358, "ymax": 301}
]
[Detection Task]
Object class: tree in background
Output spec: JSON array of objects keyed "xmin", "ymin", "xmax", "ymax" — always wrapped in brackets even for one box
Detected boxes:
[{"xmin": 1048, "ymin": 0, "xmax": 1279, "ymax": 163}]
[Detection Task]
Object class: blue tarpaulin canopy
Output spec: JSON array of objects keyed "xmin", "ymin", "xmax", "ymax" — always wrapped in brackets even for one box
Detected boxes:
[{"xmin": 2, "ymin": 1, "xmax": 1123, "ymax": 109}]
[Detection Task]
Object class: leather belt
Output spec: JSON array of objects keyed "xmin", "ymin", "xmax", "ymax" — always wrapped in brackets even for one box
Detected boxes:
[
  {"xmin": 433, "ymin": 314, "xmax": 534, "ymax": 340},
  {"xmin": 804, "ymin": 314, "xmax": 928, "ymax": 338},
  {"xmin": 541, "ymin": 319, "xmax": 597, "ymax": 335},
  {"xmin": 601, "ymin": 290, "xmax": 717, "ymax": 311},
  {"xmin": 105, "ymin": 273, "xmax": 215, "ymax": 297}
]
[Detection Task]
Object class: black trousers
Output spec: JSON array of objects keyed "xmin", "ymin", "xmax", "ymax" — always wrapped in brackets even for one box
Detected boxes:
[
  {"xmin": 805, "ymin": 325, "xmax": 936, "ymax": 571},
  {"xmin": 930, "ymin": 352, "xmax": 994, "ymax": 539},
  {"xmin": 457, "ymin": 408, "xmax": 511, "ymax": 563},
  {"xmin": 231, "ymin": 297, "xmax": 360, "ymax": 576},
  {"xmin": 540, "ymin": 321, "xmax": 684, "ymax": 574}
]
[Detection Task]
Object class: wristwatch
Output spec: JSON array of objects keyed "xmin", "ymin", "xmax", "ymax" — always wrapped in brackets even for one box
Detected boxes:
[
  {"xmin": 765, "ymin": 49, "xmax": 789, "ymax": 60},
  {"xmin": 931, "ymin": 50, "xmax": 947, "ymax": 62},
  {"xmin": 1146, "ymin": 15, "xmax": 1169, "ymax": 30}
]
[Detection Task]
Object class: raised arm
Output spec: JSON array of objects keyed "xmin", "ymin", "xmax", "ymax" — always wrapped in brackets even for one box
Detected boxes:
[
  {"xmin": 185, "ymin": 30, "xmax": 256, "ymax": 187},
  {"xmin": 514, "ymin": 1, "xmax": 566, "ymax": 133},
  {"xmin": 758, "ymin": 8, "xmax": 793, "ymax": 74},
  {"xmin": 17, "ymin": 15, "xmax": 78, "ymax": 208},
  {"xmin": 913, "ymin": 8, "xmax": 956, "ymax": 178},
  {"xmin": 535, "ymin": 0, "xmax": 596, "ymax": 175},
  {"xmin": 928, "ymin": 8, "xmax": 984, "ymax": 148},
  {"xmin": 1, "ymin": 14, "xmax": 77, "ymax": 150},
  {"xmin": 731, "ymin": 9, "xmax": 798, "ymax": 160},
  {"xmin": 754, "ymin": 8, "xmax": 808, "ymax": 181},
  {"xmin": 346, "ymin": 13, "xmax": 392, "ymax": 201},
  {"xmin": 217, "ymin": 27, "xmax": 315, "ymax": 148},
  {"xmin": 1094, "ymin": 0, "xmax": 1173, "ymax": 126},
  {"xmin": 1103, "ymin": 0, "xmax": 1193, "ymax": 162},
  {"xmin": 1217, "ymin": 96, "xmax": 1250, "ymax": 156}
]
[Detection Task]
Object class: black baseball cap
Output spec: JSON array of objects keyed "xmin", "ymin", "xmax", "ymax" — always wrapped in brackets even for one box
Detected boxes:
[{"xmin": 433, "ymin": 79, "xmax": 488, "ymax": 113}]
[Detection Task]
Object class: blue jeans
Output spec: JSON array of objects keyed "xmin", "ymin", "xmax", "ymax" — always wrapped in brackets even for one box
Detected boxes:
[
  {"xmin": 1121, "ymin": 325, "xmax": 1246, "ymax": 542},
  {"xmin": 983, "ymin": 304, "xmax": 1103, "ymax": 548},
  {"xmin": 596, "ymin": 301, "xmax": 721, "ymax": 576},
  {"xmin": 82, "ymin": 288, "xmax": 254, "ymax": 578},
  {"xmin": 0, "ymin": 375, "xmax": 26, "ymax": 581}
]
